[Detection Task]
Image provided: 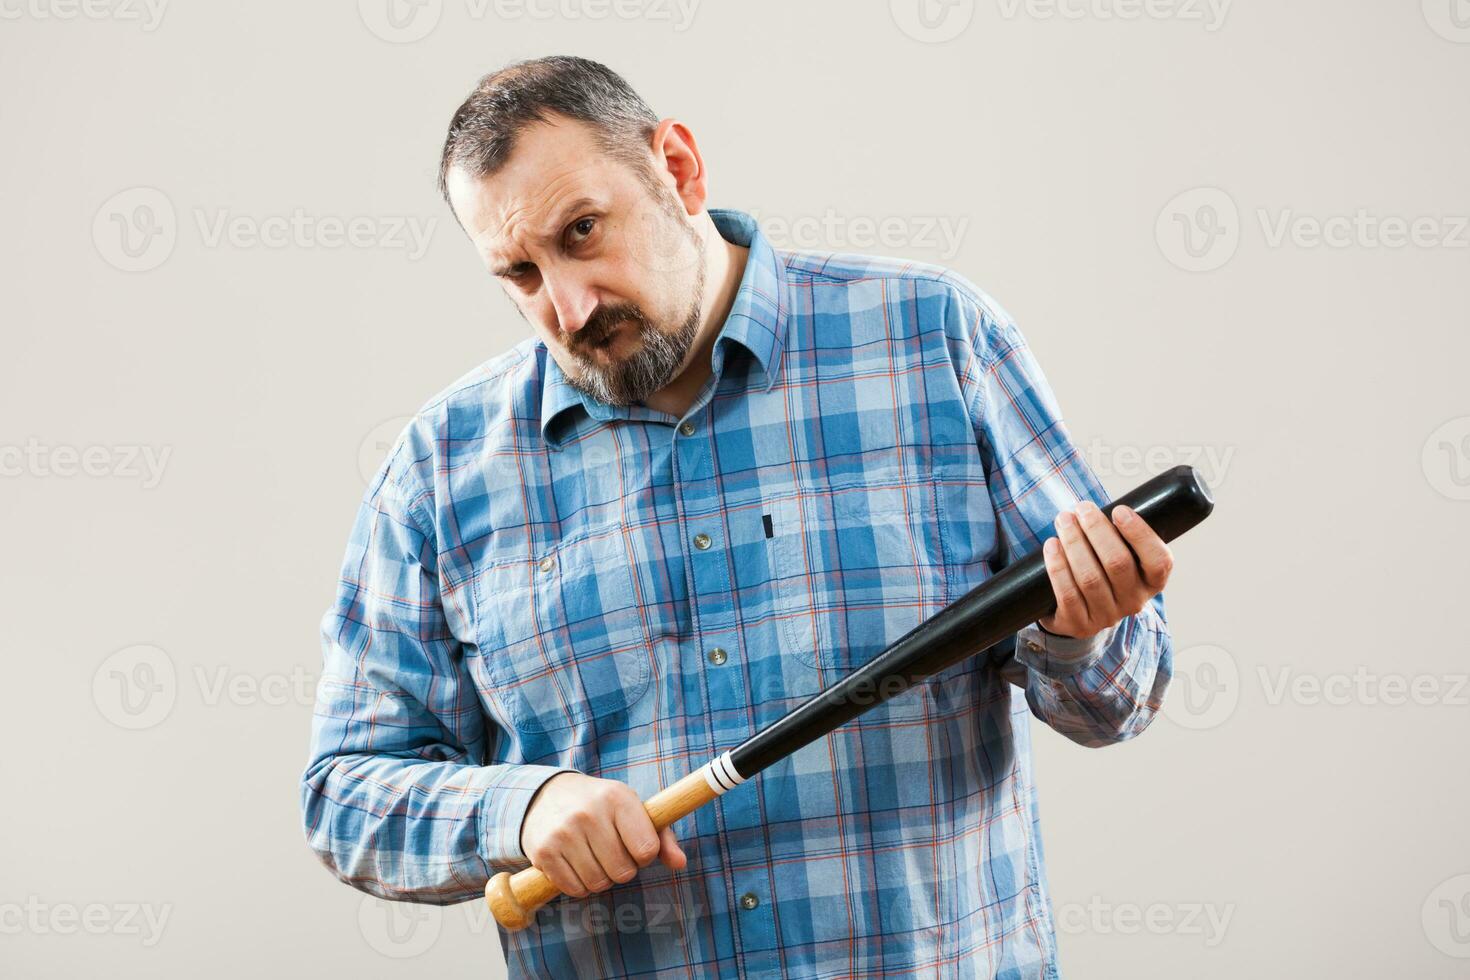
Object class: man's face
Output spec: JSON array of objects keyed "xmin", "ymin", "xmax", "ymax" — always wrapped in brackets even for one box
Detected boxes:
[{"xmin": 446, "ymin": 115, "xmax": 707, "ymax": 407}]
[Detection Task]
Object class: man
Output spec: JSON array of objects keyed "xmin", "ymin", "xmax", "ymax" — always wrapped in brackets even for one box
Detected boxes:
[{"xmin": 301, "ymin": 55, "xmax": 1175, "ymax": 979}]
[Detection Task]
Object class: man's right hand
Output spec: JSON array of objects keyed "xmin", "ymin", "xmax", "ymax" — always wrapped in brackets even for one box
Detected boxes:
[{"xmin": 519, "ymin": 771, "xmax": 688, "ymax": 897}]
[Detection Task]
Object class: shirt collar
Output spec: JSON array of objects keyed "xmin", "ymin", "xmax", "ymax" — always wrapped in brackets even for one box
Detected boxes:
[{"xmin": 538, "ymin": 207, "xmax": 787, "ymax": 449}]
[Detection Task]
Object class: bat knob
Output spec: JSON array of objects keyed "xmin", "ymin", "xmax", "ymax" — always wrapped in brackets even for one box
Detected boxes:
[{"xmin": 486, "ymin": 871, "xmax": 532, "ymax": 931}]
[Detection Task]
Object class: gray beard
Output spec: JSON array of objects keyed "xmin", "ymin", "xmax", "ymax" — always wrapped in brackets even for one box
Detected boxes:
[{"xmin": 566, "ymin": 260, "xmax": 707, "ymax": 409}]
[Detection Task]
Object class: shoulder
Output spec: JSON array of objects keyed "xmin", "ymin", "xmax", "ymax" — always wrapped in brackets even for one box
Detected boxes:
[
  {"xmin": 370, "ymin": 338, "xmax": 540, "ymax": 517},
  {"xmin": 776, "ymin": 246, "xmax": 1024, "ymax": 363}
]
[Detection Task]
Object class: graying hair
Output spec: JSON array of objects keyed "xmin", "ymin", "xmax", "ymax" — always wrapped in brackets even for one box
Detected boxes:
[{"xmin": 436, "ymin": 55, "xmax": 661, "ymax": 213}]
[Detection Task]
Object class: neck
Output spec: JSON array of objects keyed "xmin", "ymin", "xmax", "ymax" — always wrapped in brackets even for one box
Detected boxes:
[{"xmin": 641, "ymin": 216, "xmax": 749, "ymax": 419}]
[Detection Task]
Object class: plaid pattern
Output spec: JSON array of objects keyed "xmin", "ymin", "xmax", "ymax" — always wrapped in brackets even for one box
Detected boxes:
[{"xmin": 301, "ymin": 209, "xmax": 1172, "ymax": 979}]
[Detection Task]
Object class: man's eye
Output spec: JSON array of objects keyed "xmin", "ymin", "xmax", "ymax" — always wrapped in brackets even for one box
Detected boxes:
[{"xmin": 568, "ymin": 217, "xmax": 596, "ymax": 244}]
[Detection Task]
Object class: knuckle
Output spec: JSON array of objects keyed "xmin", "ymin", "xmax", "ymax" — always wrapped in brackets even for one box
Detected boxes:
[
  {"xmin": 631, "ymin": 837, "xmax": 660, "ymax": 864},
  {"xmin": 1103, "ymin": 553, "xmax": 1133, "ymax": 576}
]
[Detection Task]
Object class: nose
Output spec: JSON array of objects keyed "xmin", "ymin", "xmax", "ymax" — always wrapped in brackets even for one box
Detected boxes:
[{"xmin": 542, "ymin": 270, "xmax": 600, "ymax": 339}]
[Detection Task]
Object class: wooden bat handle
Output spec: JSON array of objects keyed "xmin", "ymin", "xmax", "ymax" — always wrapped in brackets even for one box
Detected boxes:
[{"xmin": 486, "ymin": 768, "xmax": 719, "ymax": 930}]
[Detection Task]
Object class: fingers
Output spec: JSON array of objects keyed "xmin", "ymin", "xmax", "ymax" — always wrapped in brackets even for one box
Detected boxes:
[
  {"xmin": 537, "ymin": 851, "xmax": 589, "ymax": 900},
  {"xmin": 1040, "ymin": 536, "xmax": 1087, "ymax": 633},
  {"xmin": 608, "ymin": 790, "xmax": 662, "ymax": 876},
  {"xmin": 657, "ymin": 825, "xmax": 687, "ymax": 871},
  {"xmin": 1054, "ymin": 507, "xmax": 1119, "ymax": 624},
  {"xmin": 1112, "ymin": 505, "xmax": 1174, "ymax": 592},
  {"xmin": 561, "ymin": 833, "xmax": 615, "ymax": 896},
  {"xmin": 1075, "ymin": 499, "xmax": 1147, "ymax": 613}
]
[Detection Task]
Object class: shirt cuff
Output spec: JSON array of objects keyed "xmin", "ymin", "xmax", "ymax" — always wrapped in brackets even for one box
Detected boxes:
[
  {"xmin": 477, "ymin": 764, "xmax": 579, "ymax": 873},
  {"xmin": 1014, "ymin": 621, "xmax": 1117, "ymax": 679}
]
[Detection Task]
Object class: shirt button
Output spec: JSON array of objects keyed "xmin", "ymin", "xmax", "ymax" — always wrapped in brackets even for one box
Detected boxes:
[
  {"xmin": 678, "ymin": 421, "xmax": 696, "ymax": 436},
  {"xmin": 693, "ymin": 533, "xmax": 712, "ymax": 550},
  {"xmin": 739, "ymin": 892, "xmax": 759, "ymax": 910},
  {"xmin": 538, "ymin": 555, "xmax": 554, "ymax": 573},
  {"xmin": 707, "ymin": 647, "xmax": 728, "ymax": 665}
]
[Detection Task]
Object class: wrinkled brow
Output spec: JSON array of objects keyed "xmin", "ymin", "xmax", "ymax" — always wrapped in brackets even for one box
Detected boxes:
[{"xmin": 486, "ymin": 196, "xmax": 603, "ymax": 276}]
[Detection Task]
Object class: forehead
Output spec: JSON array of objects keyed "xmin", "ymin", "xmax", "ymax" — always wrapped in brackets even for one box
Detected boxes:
[{"xmin": 448, "ymin": 117, "xmax": 636, "ymax": 261}]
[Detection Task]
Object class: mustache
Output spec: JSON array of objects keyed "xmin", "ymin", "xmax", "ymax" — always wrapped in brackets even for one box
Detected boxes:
[{"xmin": 575, "ymin": 304, "xmax": 649, "ymax": 349}]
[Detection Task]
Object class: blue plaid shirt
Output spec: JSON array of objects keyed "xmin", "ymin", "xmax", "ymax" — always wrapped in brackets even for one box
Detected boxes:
[{"xmin": 301, "ymin": 208, "xmax": 1172, "ymax": 979}]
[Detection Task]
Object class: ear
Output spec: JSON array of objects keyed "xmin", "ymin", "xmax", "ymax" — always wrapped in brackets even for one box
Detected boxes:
[{"xmin": 648, "ymin": 118, "xmax": 708, "ymax": 216}]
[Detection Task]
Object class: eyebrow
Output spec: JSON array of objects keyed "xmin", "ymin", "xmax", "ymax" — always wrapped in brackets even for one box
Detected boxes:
[{"xmin": 488, "ymin": 196, "xmax": 602, "ymax": 277}]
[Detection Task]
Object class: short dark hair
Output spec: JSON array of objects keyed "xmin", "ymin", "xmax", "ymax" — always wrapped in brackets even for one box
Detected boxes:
[{"xmin": 437, "ymin": 55, "xmax": 661, "ymax": 213}]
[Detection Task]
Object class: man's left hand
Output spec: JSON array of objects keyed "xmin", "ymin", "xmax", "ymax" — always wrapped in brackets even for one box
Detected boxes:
[{"xmin": 1037, "ymin": 500, "xmax": 1174, "ymax": 640}]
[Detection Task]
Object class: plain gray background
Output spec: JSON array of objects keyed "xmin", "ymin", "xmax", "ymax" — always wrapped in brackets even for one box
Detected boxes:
[{"xmin": 3, "ymin": 1, "xmax": 1468, "ymax": 976}]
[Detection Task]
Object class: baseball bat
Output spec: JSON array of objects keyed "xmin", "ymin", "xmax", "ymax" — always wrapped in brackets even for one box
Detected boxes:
[{"xmin": 487, "ymin": 465, "xmax": 1214, "ymax": 929}]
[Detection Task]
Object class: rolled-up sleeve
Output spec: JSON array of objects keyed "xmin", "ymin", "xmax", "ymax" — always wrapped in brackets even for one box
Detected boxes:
[
  {"xmin": 299, "ymin": 450, "xmax": 572, "ymax": 903},
  {"xmin": 943, "ymin": 276, "xmax": 1173, "ymax": 748}
]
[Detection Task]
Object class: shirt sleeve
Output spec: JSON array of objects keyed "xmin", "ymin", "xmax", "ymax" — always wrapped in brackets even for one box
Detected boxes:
[
  {"xmin": 942, "ymin": 277, "xmax": 1173, "ymax": 748},
  {"xmin": 299, "ymin": 443, "xmax": 573, "ymax": 903}
]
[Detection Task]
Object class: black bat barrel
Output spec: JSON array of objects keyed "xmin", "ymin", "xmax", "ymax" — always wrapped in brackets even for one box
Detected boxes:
[{"xmin": 727, "ymin": 465, "xmax": 1215, "ymax": 779}]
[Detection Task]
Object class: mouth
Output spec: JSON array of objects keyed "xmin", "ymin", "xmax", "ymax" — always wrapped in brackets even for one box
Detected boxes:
[{"xmin": 583, "ymin": 321, "xmax": 625, "ymax": 353}]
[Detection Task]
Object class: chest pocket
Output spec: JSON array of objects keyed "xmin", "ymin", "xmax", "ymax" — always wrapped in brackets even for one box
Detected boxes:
[
  {"xmin": 473, "ymin": 525, "xmax": 653, "ymax": 734},
  {"xmin": 761, "ymin": 481, "xmax": 953, "ymax": 715}
]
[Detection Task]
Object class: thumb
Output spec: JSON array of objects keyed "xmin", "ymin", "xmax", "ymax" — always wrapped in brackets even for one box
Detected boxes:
[{"xmin": 657, "ymin": 824, "xmax": 687, "ymax": 871}]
